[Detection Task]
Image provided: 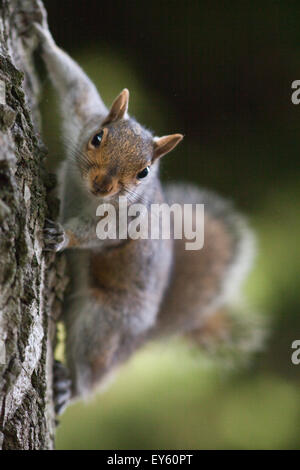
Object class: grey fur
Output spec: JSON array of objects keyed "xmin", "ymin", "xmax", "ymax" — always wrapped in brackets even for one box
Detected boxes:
[{"xmin": 28, "ymin": 4, "xmax": 255, "ymax": 408}]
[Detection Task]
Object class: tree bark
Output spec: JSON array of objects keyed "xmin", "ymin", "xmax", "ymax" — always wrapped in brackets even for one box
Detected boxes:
[{"xmin": 0, "ymin": 0, "xmax": 65, "ymax": 450}]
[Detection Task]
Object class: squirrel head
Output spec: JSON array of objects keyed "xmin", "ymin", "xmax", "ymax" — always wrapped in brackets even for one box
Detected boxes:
[{"xmin": 80, "ymin": 89, "xmax": 183, "ymax": 199}]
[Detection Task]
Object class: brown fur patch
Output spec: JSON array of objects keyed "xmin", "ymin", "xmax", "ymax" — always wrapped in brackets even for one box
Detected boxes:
[
  {"xmin": 187, "ymin": 308, "xmax": 232, "ymax": 345},
  {"xmin": 66, "ymin": 230, "xmax": 80, "ymax": 248}
]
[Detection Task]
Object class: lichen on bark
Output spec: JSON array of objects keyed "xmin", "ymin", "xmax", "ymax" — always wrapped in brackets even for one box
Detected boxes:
[{"xmin": 0, "ymin": 0, "xmax": 65, "ymax": 450}]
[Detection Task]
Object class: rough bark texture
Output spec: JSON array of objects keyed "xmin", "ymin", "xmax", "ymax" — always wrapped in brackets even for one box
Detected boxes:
[{"xmin": 0, "ymin": 0, "xmax": 66, "ymax": 450}]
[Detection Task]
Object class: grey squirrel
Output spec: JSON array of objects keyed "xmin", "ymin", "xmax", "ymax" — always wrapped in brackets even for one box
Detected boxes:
[{"xmin": 23, "ymin": 3, "xmax": 255, "ymax": 414}]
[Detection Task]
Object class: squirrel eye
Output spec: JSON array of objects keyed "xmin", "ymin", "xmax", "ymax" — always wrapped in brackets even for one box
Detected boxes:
[
  {"xmin": 91, "ymin": 130, "xmax": 104, "ymax": 148},
  {"xmin": 137, "ymin": 166, "xmax": 150, "ymax": 179}
]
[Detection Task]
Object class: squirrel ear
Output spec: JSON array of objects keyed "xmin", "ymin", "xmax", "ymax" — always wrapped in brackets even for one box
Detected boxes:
[
  {"xmin": 103, "ymin": 89, "xmax": 129, "ymax": 125},
  {"xmin": 153, "ymin": 134, "xmax": 183, "ymax": 160}
]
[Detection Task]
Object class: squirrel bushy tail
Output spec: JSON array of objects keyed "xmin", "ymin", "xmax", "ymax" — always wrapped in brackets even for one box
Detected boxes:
[{"xmin": 148, "ymin": 184, "xmax": 262, "ymax": 363}]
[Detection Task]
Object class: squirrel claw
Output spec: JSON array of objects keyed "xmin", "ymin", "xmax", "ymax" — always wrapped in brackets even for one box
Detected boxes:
[
  {"xmin": 53, "ymin": 360, "xmax": 72, "ymax": 416},
  {"xmin": 17, "ymin": 0, "xmax": 48, "ymax": 31},
  {"xmin": 43, "ymin": 219, "xmax": 66, "ymax": 252},
  {"xmin": 16, "ymin": 0, "xmax": 52, "ymax": 49}
]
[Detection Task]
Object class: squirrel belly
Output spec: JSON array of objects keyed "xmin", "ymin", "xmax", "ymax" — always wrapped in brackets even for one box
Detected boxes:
[{"xmin": 61, "ymin": 185, "xmax": 173, "ymax": 398}]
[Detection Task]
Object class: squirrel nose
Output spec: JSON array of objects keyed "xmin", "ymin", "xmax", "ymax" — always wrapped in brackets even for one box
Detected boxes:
[{"xmin": 93, "ymin": 177, "xmax": 113, "ymax": 194}]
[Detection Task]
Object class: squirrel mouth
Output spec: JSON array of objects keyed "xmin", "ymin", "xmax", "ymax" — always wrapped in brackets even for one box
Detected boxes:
[{"xmin": 90, "ymin": 188, "xmax": 119, "ymax": 199}]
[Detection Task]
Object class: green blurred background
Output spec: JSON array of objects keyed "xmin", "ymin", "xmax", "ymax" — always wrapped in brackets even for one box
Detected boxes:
[{"xmin": 41, "ymin": 0, "xmax": 300, "ymax": 449}]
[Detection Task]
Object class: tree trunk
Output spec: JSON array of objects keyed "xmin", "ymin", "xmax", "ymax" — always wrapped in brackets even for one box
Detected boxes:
[{"xmin": 0, "ymin": 0, "xmax": 65, "ymax": 450}]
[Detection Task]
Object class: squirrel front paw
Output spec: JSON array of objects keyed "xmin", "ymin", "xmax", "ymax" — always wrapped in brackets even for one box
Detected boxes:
[
  {"xmin": 17, "ymin": 0, "xmax": 53, "ymax": 48},
  {"xmin": 53, "ymin": 360, "xmax": 72, "ymax": 416},
  {"xmin": 43, "ymin": 219, "xmax": 67, "ymax": 252},
  {"xmin": 31, "ymin": 21, "xmax": 55, "ymax": 50}
]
